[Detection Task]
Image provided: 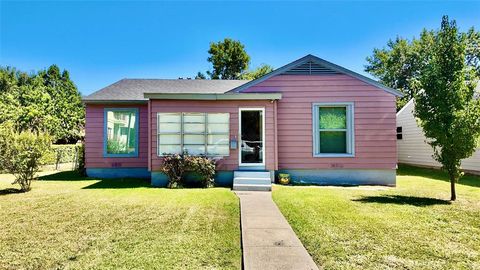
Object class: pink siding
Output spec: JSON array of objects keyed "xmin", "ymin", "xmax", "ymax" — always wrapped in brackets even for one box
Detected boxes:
[
  {"xmin": 150, "ymin": 100, "xmax": 275, "ymax": 171},
  {"xmin": 243, "ymin": 74, "xmax": 397, "ymax": 170},
  {"xmin": 85, "ymin": 74, "xmax": 397, "ymax": 172},
  {"xmin": 85, "ymin": 104, "xmax": 149, "ymax": 168}
]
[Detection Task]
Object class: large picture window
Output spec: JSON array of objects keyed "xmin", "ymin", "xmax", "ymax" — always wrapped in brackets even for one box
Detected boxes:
[
  {"xmin": 104, "ymin": 108, "xmax": 139, "ymax": 157},
  {"xmin": 157, "ymin": 112, "xmax": 229, "ymax": 156},
  {"xmin": 313, "ymin": 103, "xmax": 354, "ymax": 157}
]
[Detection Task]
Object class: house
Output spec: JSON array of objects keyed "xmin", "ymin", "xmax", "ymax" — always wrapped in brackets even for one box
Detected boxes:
[
  {"xmin": 397, "ymin": 99, "xmax": 480, "ymax": 175},
  {"xmin": 83, "ymin": 54, "xmax": 403, "ymax": 189}
]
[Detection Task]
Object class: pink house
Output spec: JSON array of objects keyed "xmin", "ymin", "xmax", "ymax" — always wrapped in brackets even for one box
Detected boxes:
[{"xmin": 83, "ymin": 55, "xmax": 402, "ymax": 189}]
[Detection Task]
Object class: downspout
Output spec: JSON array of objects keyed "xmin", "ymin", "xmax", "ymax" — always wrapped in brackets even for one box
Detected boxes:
[
  {"xmin": 274, "ymin": 100, "xmax": 278, "ymax": 171},
  {"xmin": 147, "ymin": 99, "xmax": 151, "ymax": 172}
]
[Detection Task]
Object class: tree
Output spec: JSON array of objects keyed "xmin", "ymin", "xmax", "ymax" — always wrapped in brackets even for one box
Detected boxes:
[
  {"xmin": 0, "ymin": 67, "xmax": 21, "ymax": 125},
  {"xmin": 0, "ymin": 65, "xmax": 84, "ymax": 143},
  {"xmin": 0, "ymin": 68, "xmax": 56, "ymax": 135},
  {"xmin": 39, "ymin": 65, "xmax": 85, "ymax": 143},
  {"xmin": 366, "ymin": 24, "xmax": 479, "ymax": 110},
  {"xmin": 241, "ymin": 64, "xmax": 274, "ymax": 80},
  {"xmin": 198, "ymin": 39, "xmax": 274, "ymax": 80},
  {"xmin": 195, "ymin": 72, "xmax": 206, "ymax": 80},
  {"xmin": 414, "ymin": 16, "xmax": 480, "ymax": 201},
  {"xmin": 206, "ymin": 38, "xmax": 250, "ymax": 79}
]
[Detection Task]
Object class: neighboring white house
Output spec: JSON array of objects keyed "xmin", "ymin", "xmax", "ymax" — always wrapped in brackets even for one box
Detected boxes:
[{"xmin": 396, "ymin": 99, "xmax": 480, "ymax": 175}]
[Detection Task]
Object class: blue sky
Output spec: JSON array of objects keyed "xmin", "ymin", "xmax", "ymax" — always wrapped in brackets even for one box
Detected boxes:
[{"xmin": 1, "ymin": 1, "xmax": 479, "ymax": 95}]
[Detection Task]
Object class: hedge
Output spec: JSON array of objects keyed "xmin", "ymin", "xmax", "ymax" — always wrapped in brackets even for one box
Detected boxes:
[{"xmin": 40, "ymin": 144, "xmax": 79, "ymax": 165}]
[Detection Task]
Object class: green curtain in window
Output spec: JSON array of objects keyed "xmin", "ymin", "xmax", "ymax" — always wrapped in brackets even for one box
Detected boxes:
[
  {"xmin": 319, "ymin": 131, "xmax": 347, "ymax": 153},
  {"xmin": 318, "ymin": 107, "xmax": 347, "ymax": 154}
]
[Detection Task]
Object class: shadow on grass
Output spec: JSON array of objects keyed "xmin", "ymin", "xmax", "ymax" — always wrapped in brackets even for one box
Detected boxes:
[
  {"xmin": 0, "ymin": 188, "xmax": 24, "ymax": 196},
  {"xmin": 353, "ymin": 194, "xmax": 451, "ymax": 206},
  {"xmin": 38, "ymin": 171, "xmax": 90, "ymax": 181},
  {"xmin": 398, "ymin": 164, "xmax": 480, "ymax": 188},
  {"xmin": 82, "ymin": 178, "xmax": 150, "ymax": 189},
  {"xmin": 38, "ymin": 171, "xmax": 151, "ymax": 189}
]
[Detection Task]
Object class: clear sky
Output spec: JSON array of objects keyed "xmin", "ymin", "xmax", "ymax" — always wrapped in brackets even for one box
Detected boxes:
[{"xmin": 1, "ymin": 1, "xmax": 479, "ymax": 96}]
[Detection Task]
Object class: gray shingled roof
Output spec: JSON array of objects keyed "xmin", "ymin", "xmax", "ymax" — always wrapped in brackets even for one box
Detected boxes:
[
  {"xmin": 83, "ymin": 54, "xmax": 403, "ymax": 102},
  {"xmin": 83, "ymin": 79, "xmax": 250, "ymax": 102}
]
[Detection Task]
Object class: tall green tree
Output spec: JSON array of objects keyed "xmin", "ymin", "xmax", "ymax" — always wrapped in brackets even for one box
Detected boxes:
[
  {"xmin": 0, "ymin": 68, "xmax": 55, "ymax": 135},
  {"xmin": 414, "ymin": 16, "xmax": 480, "ymax": 201},
  {"xmin": 39, "ymin": 65, "xmax": 84, "ymax": 143},
  {"xmin": 206, "ymin": 38, "xmax": 250, "ymax": 79},
  {"xmin": 0, "ymin": 65, "xmax": 84, "ymax": 143},
  {"xmin": 241, "ymin": 64, "xmax": 274, "ymax": 80},
  {"xmin": 366, "ymin": 23, "xmax": 479, "ymax": 110}
]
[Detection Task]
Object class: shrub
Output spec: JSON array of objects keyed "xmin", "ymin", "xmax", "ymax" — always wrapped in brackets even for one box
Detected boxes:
[
  {"xmin": 186, "ymin": 155, "xmax": 216, "ymax": 188},
  {"xmin": 160, "ymin": 154, "xmax": 217, "ymax": 188},
  {"xmin": 0, "ymin": 122, "xmax": 51, "ymax": 192},
  {"xmin": 76, "ymin": 142, "xmax": 85, "ymax": 176},
  {"xmin": 40, "ymin": 148, "xmax": 56, "ymax": 165},
  {"xmin": 53, "ymin": 145, "xmax": 77, "ymax": 163},
  {"xmin": 161, "ymin": 154, "xmax": 188, "ymax": 188},
  {"xmin": 40, "ymin": 144, "xmax": 78, "ymax": 166}
]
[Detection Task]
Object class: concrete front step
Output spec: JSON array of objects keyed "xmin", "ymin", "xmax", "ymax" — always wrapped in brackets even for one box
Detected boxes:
[
  {"xmin": 233, "ymin": 171, "xmax": 272, "ymax": 191},
  {"xmin": 233, "ymin": 177, "xmax": 271, "ymax": 185},
  {"xmin": 234, "ymin": 171, "xmax": 271, "ymax": 178},
  {"xmin": 233, "ymin": 183, "xmax": 272, "ymax": 191}
]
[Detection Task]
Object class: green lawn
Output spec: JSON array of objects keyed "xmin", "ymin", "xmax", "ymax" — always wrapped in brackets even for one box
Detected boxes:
[
  {"xmin": 273, "ymin": 165, "xmax": 480, "ymax": 270},
  {"xmin": 2, "ymin": 166, "xmax": 479, "ymax": 270},
  {"xmin": 0, "ymin": 172, "xmax": 241, "ymax": 270}
]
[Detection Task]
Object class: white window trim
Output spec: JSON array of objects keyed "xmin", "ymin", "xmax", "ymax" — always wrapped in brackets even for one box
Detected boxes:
[
  {"xmin": 156, "ymin": 112, "xmax": 230, "ymax": 157},
  {"xmin": 238, "ymin": 107, "xmax": 266, "ymax": 167},
  {"xmin": 312, "ymin": 102, "xmax": 355, "ymax": 157}
]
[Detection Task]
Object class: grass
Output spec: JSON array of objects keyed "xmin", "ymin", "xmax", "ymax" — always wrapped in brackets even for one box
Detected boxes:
[
  {"xmin": 0, "ymin": 171, "xmax": 241, "ymax": 270},
  {"xmin": 273, "ymin": 164, "xmax": 480, "ymax": 270},
  {"xmin": 2, "ymin": 166, "xmax": 479, "ymax": 269}
]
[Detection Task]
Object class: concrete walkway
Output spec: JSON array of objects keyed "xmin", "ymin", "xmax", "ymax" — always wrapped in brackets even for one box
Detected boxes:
[{"xmin": 235, "ymin": 191, "xmax": 319, "ymax": 270}]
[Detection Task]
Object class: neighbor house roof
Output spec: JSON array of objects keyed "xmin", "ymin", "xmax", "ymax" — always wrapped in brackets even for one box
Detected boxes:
[
  {"xmin": 83, "ymin": 79, "xmax": 250, "ymax": 103},
  {"xmin": 398, "ymin": 82, "xmax": 480, "ymax": 115}
]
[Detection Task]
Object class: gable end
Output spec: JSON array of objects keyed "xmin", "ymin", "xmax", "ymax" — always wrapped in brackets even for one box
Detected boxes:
[
  {"xmin": 282, "ymin": 61, "xmax": 340, "ymax": 75},
  {"xmin": 230, "ymin": 54, "xmax": 403, "ymax": 97}
]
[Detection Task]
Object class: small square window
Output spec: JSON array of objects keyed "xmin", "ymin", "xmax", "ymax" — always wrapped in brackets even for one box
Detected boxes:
[{"xmin": 397, "ymin": 126, "xmax": 403, "ymax": 140}]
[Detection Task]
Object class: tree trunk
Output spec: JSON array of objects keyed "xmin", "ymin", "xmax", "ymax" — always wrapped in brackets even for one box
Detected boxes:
[{"xmin": 450, "ymin": 175, "xmax": 456, "ymax": 201}]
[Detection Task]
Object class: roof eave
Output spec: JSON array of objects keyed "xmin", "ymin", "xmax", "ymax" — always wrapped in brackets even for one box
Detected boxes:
[
  {"xmin": 143, "ymin": 93, "xmax": 282, "ymax": 100},
  {"xmin": 310, "ymin": 55, "xmax": 404, "ymax": 97},
  {"xmin": 82, "ymin": 99, "xmax": 148, "ymax": 104}
]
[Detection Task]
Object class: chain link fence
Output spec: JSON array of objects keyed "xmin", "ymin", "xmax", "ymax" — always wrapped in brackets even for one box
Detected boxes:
[{"xmin": 40, "ymin": 144, "xmax": 83, "ymax": 172}]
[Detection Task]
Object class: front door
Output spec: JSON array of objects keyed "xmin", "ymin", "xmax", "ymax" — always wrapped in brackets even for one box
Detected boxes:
[{"xmin": 239, "ymin": 108, "xmax": 265, "ymax": 168}]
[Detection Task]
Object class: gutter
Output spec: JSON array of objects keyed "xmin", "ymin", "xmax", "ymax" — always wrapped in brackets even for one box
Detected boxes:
[
  {"xmin": 82, "ymin": 99, "xmax": 148, "ymax": 104},
  {"xmin": 143, "ymin": 93, "xmax": 282, "ymax": 100}
]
